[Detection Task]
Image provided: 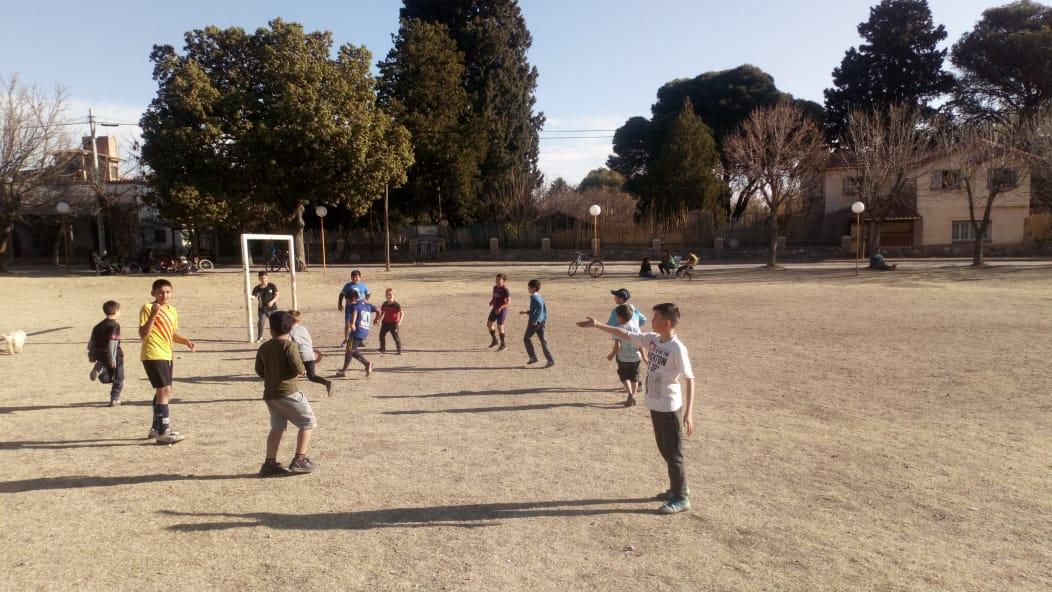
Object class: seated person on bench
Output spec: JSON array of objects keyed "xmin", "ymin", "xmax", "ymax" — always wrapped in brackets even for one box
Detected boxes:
[
  {"xmin": 869, "ymin": 248, "xmax": 897, "ymax": 271},
  {"xmin": 639, "ymin": 257, "xmax": 657, "ymax": 279}
]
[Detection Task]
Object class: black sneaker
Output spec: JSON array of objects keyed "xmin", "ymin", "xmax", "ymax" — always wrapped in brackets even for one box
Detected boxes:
[
  {"xmin": 326, "ymin": 382, "xmax": 335, "ymax": 397},
  {"xmin": 289, "ymin": 456, "xmax": 317, "ymax": 474},
  {"xmin": 624, "ymin": 396, "xmax": 636, "ymax": 407},
  {"xmin": 488, "ymin": 338, "xmax": 498, "ymax": 348},
  {"xmin": 526, "ymin": 358, "xmax": 538, "ymax": 365},
  {"xmin": 259, "ymin": 461, "xmax": 292, "ymax": 477},
  {"xmin": 544, "ymin": 360, "xmax": 555, "ymax": 368}
]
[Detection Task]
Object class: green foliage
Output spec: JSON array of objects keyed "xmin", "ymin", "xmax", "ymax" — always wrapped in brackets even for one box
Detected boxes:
[
  {"xmin": 379, "ymin": 18, "xmax": 483, "ymax": 224},
  {"xmin": 140, "ymin": 19, "xmax": 413, "ymax": 233},
  {"xmin": 576, "ymin": 168, "xmax": 624, "ymax": 193},
  {"xmin": 546, "ymin": 177, "xmax": 572, "ymax": 197},
  {"xmin": 399, "ymin": 0, "xmax": 544, "ymax": 215},
  {"xmin": 952, "ymin": 1, "xmax": 1052, "ymax": 121},
  {"xmin": 623, "ymin": 99, "xmax": 722, "ymax": 227},
  {"xmin": 823, "ymin": 0, "xmax": 954, "ymax": 141}
]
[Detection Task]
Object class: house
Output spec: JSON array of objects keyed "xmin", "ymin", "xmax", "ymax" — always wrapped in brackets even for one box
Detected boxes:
[{"xmin": 821, "ymin": 152, "xmax": 1032, "ymax": 251}]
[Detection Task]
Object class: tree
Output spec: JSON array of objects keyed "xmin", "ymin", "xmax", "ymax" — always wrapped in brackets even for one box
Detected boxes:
[
  {"xmin": 632, "ymin": 99, "xmax": 722, "ymax": 227},
  {"xmin": 843, "ymin": 104, "xmax": 930, "ymax": 250},
  {"xmin": 576, "ymin": 167, "xmax": 624, "ymax": 193},
  {"xmin": 824, "ymin": 0, "xmax": 954, "ymax": 142},
  {"xmin": 610, "ymin": 65, "xmax": 821, "ymax": 220},
  {"xmin": 934, "ymin": 118, "xmax": 1033, "ymax": 266},
  {"xmin": 400, "ymin": 0, "xmax": 544, "ymax": 214},
  {"xmin": 546, "ymin": 177, "xmax": 572, "ymax": 197},
  {"xmin": 379, "ymin": 18, "xmax": 483, "ymax": 224},
  {"xmin": 951, "ymin": 1, "xmax": 1052, "ymax": 122},
  {"xmin": 725, "ymin": 103, "xmax": 829, "ymax": 267},
  {"xmin": 0, "ymin": 75, "xmax": 72, "ymax": 272},
  {"xmin": 140, "ymin": 19, "xmax": 413, "ymax": 266}
]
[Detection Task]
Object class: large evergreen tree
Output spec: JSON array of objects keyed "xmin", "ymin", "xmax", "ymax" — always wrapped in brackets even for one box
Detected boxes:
[
  {"xmin": 823, "ymin": 0, "xmax": 954, "ymax": 141},
  {"xmin": 379, "ymin": 18, "xmax": 483, "ymax": 224},
  {"xmin": 141, "ymin": 19, "xmax": 413, "ymax": 263},
  {"xmin": 399, "ymin": 0, "xmax": 544, "ymax": 217},
  {"xmin": 951, "ymin": 0, "xmax": 1052, "ymax": 122}
]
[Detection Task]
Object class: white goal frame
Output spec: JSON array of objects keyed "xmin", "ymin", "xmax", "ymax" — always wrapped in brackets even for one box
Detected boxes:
[{"xmin": 241, "ymin": 233, "xmax": 299, "ymax": 343}]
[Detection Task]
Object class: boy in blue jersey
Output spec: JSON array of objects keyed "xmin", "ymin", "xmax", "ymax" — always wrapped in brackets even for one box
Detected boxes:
[
  {"xmin": 518, "ymin": 279, "xmax": 554, "ymax": 367},
  {"xmin": 337, "ymin": 269, "xmax": 370, "ymax": 346},
  {"xmin": 337, "ymin": 290, "xmax": 377, "ymax": 378}
]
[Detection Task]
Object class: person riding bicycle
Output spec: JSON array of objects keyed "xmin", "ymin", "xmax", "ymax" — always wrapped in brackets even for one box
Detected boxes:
[{"xmin": 675, "ymin": 253, "xmax": 699, "ymax": 278}]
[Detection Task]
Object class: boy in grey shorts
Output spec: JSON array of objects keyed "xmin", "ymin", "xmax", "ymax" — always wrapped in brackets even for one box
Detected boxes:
[{"xmin": 254, "ymin": 310, "xmax": 318, "ymax": 477}]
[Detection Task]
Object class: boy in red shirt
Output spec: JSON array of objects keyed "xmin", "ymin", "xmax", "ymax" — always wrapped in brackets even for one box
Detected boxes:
[
  {"xmin": 375, "ymin": 287, "xmax": 404, "ymax": 354},
  {"xmin": 486, "ymin": 273, "xmax": 510, "ymax": 351}
]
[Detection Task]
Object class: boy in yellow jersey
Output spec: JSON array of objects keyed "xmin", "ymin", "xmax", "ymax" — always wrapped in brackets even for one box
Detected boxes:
[{"xmin": 139, "ymin": 278, "xmax": 196, "ymax": 444}]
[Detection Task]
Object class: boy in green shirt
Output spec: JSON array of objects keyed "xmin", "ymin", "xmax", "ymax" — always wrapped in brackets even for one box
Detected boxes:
[{"xmin": 255, "ymin": 310, "xmax": 318, "ymax": 476}]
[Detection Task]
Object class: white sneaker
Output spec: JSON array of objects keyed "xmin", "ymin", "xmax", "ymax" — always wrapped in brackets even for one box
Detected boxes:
[
  {"xmin": 147, "ymin": 428, "xmax": 159, "ymax": 439},
  {"xmin": 155, "ymin": 430, "xmax": 185, "ymax": 445}
]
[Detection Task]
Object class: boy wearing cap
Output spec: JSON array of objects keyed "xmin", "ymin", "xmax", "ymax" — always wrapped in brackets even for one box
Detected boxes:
[{"xmin": 607, "ymin": 288, "xmax": 646, "ymax": 328}]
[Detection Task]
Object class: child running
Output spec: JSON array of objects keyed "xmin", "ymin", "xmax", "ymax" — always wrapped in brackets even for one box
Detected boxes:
[
  {"xmin": 519, "ymin": 279, "xmax": 554, "ymax": 367},
  {"xmin": 255, "ymin": 310, "xmax": 317, "ymax": 476},
  {"xmin": 337, "ymin": 290, "xmax": 377, "ymax": 377},
  {"xmin": 376, "ymin": 288, "xmax": 403, "ymax": 354},
  {"xmin": 139, "ymin": 278, "xmax": 196, "ymax": 444},
  {"xmin": 486, "ymin": 273, "xmax": 510, "ymax": 351},
  {"xmin": 607, "ymin": 303, "xmax": 642, "ymax": 407},
  {"xmin": 577, "ymin": 303, "xmax": 695, "ymax": 514},
  {"xmin": 288, "ymin": 310, "xmax": 334, "ymax": 397},
  {"xmin": 88, "ymin": 300, "xmax": 124, "ymax": 407}
]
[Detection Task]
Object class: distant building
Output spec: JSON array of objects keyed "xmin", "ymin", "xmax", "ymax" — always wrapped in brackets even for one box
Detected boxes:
[{"xmin": 54, "ymin": 136, "xmax": 122, "ymax": 182}]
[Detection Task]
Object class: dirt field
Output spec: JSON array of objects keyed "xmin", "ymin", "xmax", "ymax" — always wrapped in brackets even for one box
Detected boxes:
[{"xmin": 1, "ymin": 260, "xmax": 1049, "ymax": 591}]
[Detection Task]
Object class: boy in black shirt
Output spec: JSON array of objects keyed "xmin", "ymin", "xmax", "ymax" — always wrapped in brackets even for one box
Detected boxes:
[
  {"xmin": 251, "ymin": 271, "xmax": 280, "ymax": 342},
  {"xmin": 88, "ymin": 300, "xmax": 124, "ymax": 407}
]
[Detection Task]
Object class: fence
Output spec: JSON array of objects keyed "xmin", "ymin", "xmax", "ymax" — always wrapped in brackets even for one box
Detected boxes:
[{"xmin": 1026, "ymin": 212, "xmax": 1052, "ymax": 241}]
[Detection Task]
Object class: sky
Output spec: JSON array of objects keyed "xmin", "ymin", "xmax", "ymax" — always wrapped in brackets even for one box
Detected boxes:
[{"xmin": 0, "ymin": 0, "xmax": 1001, "ymax": 185}]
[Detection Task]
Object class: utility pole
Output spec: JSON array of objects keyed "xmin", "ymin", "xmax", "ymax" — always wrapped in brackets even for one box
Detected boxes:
[
  {"xmin": 384, "ymin": 184, "xmax": 391, "ymax": 272},
  {"xmin": 88, "ymin": 109, "xmax": 107, "ymax": 256}
]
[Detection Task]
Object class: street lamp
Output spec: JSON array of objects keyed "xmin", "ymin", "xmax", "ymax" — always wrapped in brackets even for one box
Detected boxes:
[
  {"xmin": 589, "ymin": 204, "xmax": 601, "ymax": 257},
  {"xmin": 315, "ymin": 205, "xmax": 328, "ymax": 274},
  {"xmin": 56, "ymin": 201, "xmax": 71, "ymax": 267},
  {"xmin": 851, "ymin": 201, "xmax": 865, "ymax": 276}
]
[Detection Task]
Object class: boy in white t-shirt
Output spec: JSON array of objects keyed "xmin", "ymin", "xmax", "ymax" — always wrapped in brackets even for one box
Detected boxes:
[{"xmin": 578, "ymin": 302, "xmax": 695, "ymax": 514}]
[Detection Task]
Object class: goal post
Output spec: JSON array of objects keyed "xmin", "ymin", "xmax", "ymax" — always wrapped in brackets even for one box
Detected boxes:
[{"xmin": 241, "ymin": 233, "xmax": 299, "ymax": 343}]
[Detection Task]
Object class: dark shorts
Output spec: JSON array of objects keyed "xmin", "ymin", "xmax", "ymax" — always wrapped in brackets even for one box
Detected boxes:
[
  {"xmin": 487, "ymin": 308, "xmax": 508, "ymax": 325},
  {"xmin": 142, "ymin": 359, "xmax": 173, "ymax": 388},
  {"xmin": 617, "ymin": 360, "xmax": 641, "ymax": 383}
]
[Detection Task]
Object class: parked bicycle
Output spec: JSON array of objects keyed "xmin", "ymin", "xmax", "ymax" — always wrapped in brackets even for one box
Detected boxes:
[
  {"xmin": 188, "ymin": 254, "xmax": 214, "ymax": 272},
  {"xmin": 568, "ymin": 251, "xmax": 604, "ymax": 278},
  {"xmin": 267, "ymin": 245, "xmax": 304, "ymax": 273}
]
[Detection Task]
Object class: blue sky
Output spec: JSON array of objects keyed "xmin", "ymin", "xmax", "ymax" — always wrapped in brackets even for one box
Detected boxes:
[{"xmin": 1, "ymin": 0, "xmax": 999, "ymax": 184}]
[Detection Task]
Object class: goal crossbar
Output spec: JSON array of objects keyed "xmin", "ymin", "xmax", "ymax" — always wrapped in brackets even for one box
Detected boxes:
[{"xmin": 241, "ymin": 233, "xmax": 299, "ymax": 343}]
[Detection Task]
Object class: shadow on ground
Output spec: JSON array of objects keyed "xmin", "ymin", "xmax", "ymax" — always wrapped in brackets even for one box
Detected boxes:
[
  {"xmin": 0, "ymin": 473, "xmax": 254, "ymax": 493},
  {"xmin": 160, "ymin": 497, "xmax": 655, "ymax": 531}
]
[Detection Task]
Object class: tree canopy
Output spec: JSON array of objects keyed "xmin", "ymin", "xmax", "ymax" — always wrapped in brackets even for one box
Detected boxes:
[
  {"xmin": 399, "ymin": 0, "xmax": 544, "ymax": 214},
  {"xmin": 140, "ymin": 19, "xmax": 413, "ymax": 258},
  {"xmin": 576, "ymin": 167, "xmax": 624, "ymax": 193},
  {"xmin": 823, "ymin": 0, "xmax": 954, "ymax": 141},
  {"xmin": 952, "ymin": 0, "xmax": 1052, "ymax": 121}
]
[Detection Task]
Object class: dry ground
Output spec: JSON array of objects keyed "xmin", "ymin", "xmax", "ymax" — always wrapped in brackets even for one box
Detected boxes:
[{"xmin": 0, "ymin": 260, "xmax": 1049, "ymax": 592}]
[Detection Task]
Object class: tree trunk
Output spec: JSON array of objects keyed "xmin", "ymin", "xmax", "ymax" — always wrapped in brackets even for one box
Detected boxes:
[
  {"xmin": 868, "ymin": 220, "xmax": 881, "ymax": 253},
  {"xmin": 290, "ymin": 203, "xmax": 307, "ymax": 271},
  {"xmin": 972, "ymin": 234, "xmax": 984, "ymax": 267},
  {"xmin": 0, "ymin": 215, "xmax": 14, "ymax": 272},
  {"xmin": 767, "ymin": 214, "xmax": 778, "ymax": 268}
]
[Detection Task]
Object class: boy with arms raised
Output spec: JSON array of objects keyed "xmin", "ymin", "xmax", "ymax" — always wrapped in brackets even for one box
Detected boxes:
[
  {"xmin": 139, "ymin": 279, "xmax": 196, "ymax": 444},
  {"xmin": 256, "ymin": 311, "xmax": 317, "ymax": 476},
  {"xmin": 578, "ymin": 303, "xmax": 694, "ymax": 514}
]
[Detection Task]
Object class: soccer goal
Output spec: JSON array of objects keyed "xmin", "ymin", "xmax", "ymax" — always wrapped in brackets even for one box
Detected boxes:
[{"xmin": 241, "ymin": 233, "xmax": 299, "ymax": 343}]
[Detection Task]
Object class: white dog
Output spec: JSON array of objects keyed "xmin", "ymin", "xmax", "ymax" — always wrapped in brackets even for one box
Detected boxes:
[{"xmin": 0, "ymin": 330, "xmax": 26, "ymax": 354}]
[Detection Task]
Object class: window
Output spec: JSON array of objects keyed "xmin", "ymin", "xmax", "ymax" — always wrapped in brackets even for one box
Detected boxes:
[
  {"xmin": 952, "ymin": 220, "xmax": 991, "ymax": 242},
  {"xmin": 930, "ymin": 170, "xmax": 963, "ymax": 190},
  {"xmin": 153, "ymin": 229, "xmax": 167, "ymax": 244},
  {"xmin": 987, "ymin": 168, "xmax": 1019, "ymax": 191},
  {"xmin": 842, "ymin": 176, "xmax": 861, "ymax": 196}
]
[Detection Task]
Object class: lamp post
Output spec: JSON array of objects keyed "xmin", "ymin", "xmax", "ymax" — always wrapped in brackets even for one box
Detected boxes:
[
  {"xmin": 589, "ymin": 204, "xmax": 601, "ymax": 257},
  {"xmin": 315, "ymin": 205, "xmax": 328, "ymax": 274},
  {"xmin": 56, "ymin": 201, "xmax": 71, "ymax": 268},
  {"xmin": 851, "ymin": 201, "xmax": 865, "ymax": 276}
]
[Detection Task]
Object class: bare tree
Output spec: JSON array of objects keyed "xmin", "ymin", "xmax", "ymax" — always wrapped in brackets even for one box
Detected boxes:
[
  {"xmin": 0, "ymin": 76, "xmax": 73, "ymax": 272},
  {"xmin": 725, "ymin": 103, "xmax": 829, "ymax": 267},
  {"xmin": 934, "ymin": 117, "xmax": 1034, "ymax": 266},
  {"xmin": 844, "ymin": 104, "xmax": 930, "ymax": 251}
]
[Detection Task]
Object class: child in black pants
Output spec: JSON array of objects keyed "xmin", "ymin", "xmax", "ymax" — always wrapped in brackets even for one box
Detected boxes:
[
  {"xmin": 88, "ymin": 300, "xmax": 124, "ymax": 407},
  {"xmin": 376, "ymin": 287, "xmax": 404, "ymax": 354},
  {"xmin": 288, "ymin": 310, "xmax": 334, "ymax": 397}
]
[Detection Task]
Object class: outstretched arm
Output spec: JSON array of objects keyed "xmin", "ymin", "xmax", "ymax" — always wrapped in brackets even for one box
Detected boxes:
[{"xmin": 577, "ymin": 316, "xmax": 630, "ymax": 339}]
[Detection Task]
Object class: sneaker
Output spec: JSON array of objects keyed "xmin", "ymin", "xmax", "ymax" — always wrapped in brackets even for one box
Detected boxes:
[
  {"xmin": 335, "ymin": 370, "xmax": 347, "ymax": 378},
  {"xmin": 497, "ymin": 344, "xmax": 507, "ymax": 352},
  {"xmin": 326, "ymin": 382, "xmax": 335, "ymax": 397},
  {"xmin": 259, "ymin": 461, "xmax": 292, "ymax": 477},
  {"xmin": 155, "ymin": 430, "xmax": 185, "ymax": 445},
  {"xmin": 365, "ymin": 362, "xmax": 374, "ymax": 378},
  {"xmin": 89, "ymin": 363, "xmax": 102, "ymax": 381},
  {"xmin": 544, "ymin": 360, "xmax": 555, "ymax": 368},
  {"xmin": 656, "ymin": 487, "xmax": 691, "ymax": 501},
  {"xmin": 147, "ymin": 428, "xmax": 159, "ymax": 439},
  {"xmin": 109, "ymin": 399, "xmax": 122, "ymax": 407},
  {"xmin": 624, "ymin": 396, "xmax": 636, "ymax": 407},
  {"xmin": 526, "ymin": 358, "xmax": 538, "ymax": 365},
  {"xmin": 378, "ymin": 347, "xmax": 386, "ymax": 353},
  {"xmin": 488, "ymin": 338, "xmax": 498, "ymax": 348},
  {"xmin": 658, "ymin": 496, "xmax": 691, "ymax": 514},
  {"xmin": 288, "ymin": 456, "xmax": 317, "ymax": 474},
  {"xmin": 396, "ymin": 349, "xmax": 402, "ymax": 355}
]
